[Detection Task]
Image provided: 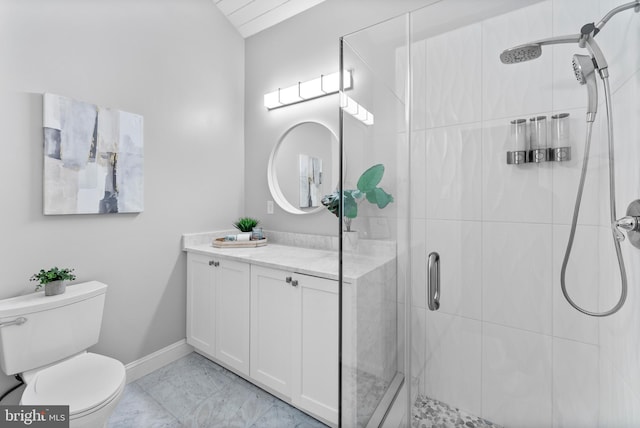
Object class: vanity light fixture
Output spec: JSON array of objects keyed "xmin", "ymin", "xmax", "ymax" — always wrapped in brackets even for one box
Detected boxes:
[
  {"xmin": 264, "ymin": 70, "xmax": 353, "ymax": 110},
  {"xmin": 341, "ymin": 94, "xmax": 374, "ymax": 126}
]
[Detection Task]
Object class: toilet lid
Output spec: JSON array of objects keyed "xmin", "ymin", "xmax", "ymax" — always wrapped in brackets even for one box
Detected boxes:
[{"xmin": 21, "ymin": 353, "xmax": 126, "ymax": 415}]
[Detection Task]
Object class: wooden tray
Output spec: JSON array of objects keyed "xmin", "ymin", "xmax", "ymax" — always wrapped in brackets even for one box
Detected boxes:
[{"xmin": 211, "ymin": 237, "xmax": 268, "ymax": 248}]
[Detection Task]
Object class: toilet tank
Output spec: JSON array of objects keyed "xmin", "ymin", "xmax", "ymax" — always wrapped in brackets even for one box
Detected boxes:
[{"xmin": 0, "ymin": 281, "xmax": 107, "ymax": 375}]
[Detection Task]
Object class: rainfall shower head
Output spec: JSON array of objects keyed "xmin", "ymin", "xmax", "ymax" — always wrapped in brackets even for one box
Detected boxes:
[{"xmin": 499, "ymin": 44, "xmax": 542, "ymax": 64}]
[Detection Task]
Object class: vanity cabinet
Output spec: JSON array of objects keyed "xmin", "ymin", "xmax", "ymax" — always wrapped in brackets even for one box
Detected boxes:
[
  {"xmin": 186, "ymin": 252, "xmax": 338, "ymax": 426},
  {"xmin": 186, "ymin": 253, "xmax": 250, "ymax": 376},
  {"xmin": 250, "ymin": 265, "xmax": 338, "ymax": 424}
]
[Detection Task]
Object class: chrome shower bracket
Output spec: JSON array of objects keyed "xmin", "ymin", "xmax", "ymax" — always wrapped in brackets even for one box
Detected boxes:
[{"xmin": 615, "ymin": 199, "xmax": 640, "ymax": 249}]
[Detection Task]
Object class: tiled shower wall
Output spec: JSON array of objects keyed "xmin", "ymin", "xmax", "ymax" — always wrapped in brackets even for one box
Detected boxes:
[{"xmin": 407, "ymin": 0, "xmax": 640, "ymax": 427}]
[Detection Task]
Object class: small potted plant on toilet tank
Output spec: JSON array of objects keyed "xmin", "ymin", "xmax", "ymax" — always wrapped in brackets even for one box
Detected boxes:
[{"xmin": 29, "ymin": 266, "xmax": 76, "ymax": 296}]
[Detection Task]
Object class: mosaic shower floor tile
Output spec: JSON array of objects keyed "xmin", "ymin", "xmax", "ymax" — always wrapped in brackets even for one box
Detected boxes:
[{"xmin": 412, "ymin": 395, "xmax": 501, "ymax": 428}]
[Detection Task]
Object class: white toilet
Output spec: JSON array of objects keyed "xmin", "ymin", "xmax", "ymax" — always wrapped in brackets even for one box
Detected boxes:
[{"xmin": 0, "ymin": 281, "xmax": 126, "ymax": 427}]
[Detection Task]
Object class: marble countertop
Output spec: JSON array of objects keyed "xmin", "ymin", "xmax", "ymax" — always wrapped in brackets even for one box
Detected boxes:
[{"xmin": 183, "ymin": 242, "xmax": 394, "ymax": 282}]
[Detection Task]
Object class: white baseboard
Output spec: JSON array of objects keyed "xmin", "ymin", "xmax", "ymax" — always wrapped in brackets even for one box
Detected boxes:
[{"xmin": 125, "ymin": 339, "xmax": 194, "ymax": 383}]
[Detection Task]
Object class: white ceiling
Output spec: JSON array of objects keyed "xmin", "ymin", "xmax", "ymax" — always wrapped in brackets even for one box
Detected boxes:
[{"xmin": 212, "ymin": 0, "xmax": 327, "ymax": 38}]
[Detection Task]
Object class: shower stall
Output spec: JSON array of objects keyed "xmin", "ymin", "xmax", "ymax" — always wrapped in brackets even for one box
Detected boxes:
[{"xmin": 339, "ymin": 0, "xmax": 640, "ymax": 426}]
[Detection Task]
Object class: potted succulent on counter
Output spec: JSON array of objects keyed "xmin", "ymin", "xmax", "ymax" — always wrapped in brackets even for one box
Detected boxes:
[
  {"xmin": 233, "ymin": 217, "xmax": 263, "ymax": 240},
  {"xmin": 233, "ymin": 217, "xmax": 260, "ymax": 232},
  {"xmin": 30, "ymin": 266, "xmax": 76, "ymax": 296}
]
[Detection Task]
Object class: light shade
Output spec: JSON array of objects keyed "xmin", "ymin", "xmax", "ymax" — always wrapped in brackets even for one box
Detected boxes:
[
  {"xmin": 340, "ymin": 94, "xmax": 374, "ymax": 126},
  {"xmin": 264, "ymin": 70, "xmax": 353, "ymax": 110}
]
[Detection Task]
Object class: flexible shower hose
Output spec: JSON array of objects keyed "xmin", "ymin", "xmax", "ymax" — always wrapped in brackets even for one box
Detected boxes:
[{"xmin": 560, "ymin": 76, "xmax": 628, "ymax": 317}]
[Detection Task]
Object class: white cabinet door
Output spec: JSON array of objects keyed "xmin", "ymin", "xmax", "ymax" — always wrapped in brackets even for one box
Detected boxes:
[
  {"xmin": 186, "ymin": 253, "xmax": 216, "ymax": 356},
  {"xmin": 292, "ymin": 274, "xmax": 339, "ymax": 424},
  {"xmin": 215, "ymin": 259, "xmax": 250, "ymax": 376},
  {"xmin": 187, "ymin": 254, "xmax": 250, "ymax": 376},
  {"xmin": 250, "ymin": 265, "xmax": 295, "ymax": 397}
]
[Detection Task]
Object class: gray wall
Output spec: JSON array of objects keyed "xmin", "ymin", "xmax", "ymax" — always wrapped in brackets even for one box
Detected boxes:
[
  {"xmin": 0, "ymin": 0, "xmax": 244, "ymax": 390},
  {"xmin": 244, "ymin": 0, "xmax": 440, "ymax": 235}
]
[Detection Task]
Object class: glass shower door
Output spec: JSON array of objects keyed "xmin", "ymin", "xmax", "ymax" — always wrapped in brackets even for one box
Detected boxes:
[{"xmin": 408, "ymin": 9, "xmax": 487, "ymax": 422}]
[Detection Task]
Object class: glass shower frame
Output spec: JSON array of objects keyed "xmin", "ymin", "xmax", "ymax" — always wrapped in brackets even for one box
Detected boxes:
[{"xmin": 339, "ymin": 12, "xmax": 412, "ymax": 427}]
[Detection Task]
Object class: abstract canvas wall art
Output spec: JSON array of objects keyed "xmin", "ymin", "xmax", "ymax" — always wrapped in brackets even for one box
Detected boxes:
[
  {"xmin": 43, "ymin": 93, "xmax": 143, "ymax": 214},
  {"xmin": 299, "ymin": 154, "xmax": 322, "ymax": 208}
]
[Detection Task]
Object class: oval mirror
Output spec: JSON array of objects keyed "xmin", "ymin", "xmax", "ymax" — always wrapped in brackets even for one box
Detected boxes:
[{"xmin": 268, "ymin": 121, "xmax": 339, "ymax": 215}]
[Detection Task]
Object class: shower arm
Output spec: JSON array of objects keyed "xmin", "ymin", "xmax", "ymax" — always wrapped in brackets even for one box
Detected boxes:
[
  {"xmin": 595, "ymin": 0, "xmax": 640, "ymax": 32},
  {"xmin": 578, "ymin": 0, "xmax": 640, "ymax": 74},
  {"xmin": 539, "ymin": 2, "xmax": 640, "ymax": 74},
  {"xmin": 532, "ymin": 0, "xmax": 640, "ymax": 44},
  {"xmin": 522, "ymin": 34, "xmax": 610, "ymax": 77},
  {"xmin": 523, "ymin": 34, "xmax": 580, "ymax": 47}
]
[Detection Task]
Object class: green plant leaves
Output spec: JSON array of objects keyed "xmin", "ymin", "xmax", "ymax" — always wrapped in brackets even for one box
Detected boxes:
[
  {"xmin": 344, "ymin": 190, "xmax": 358, "ymax": 219},
  {"xmin": 321, "ymin": 190, "xmax": 358, "ymax": 219},
  {"xmin": 359, "ymin": 164, "xmax": 393, "ymax": 208},
  {"xmin": 321, "ymin": 163, "xmax": 394, "ymax": 227},
  {"xmin": 357, "ymin": 164, "xmax": 384, "ymax": 193},
  {"xmin": 321, "ymin": 192, "xmax": 340, "ymax": 217},
  {"xmin": 29, "ymin": 267, "xmax": 76, "ymax": 287},
  {"xmin": 233, "ymin": 217, "xmax": 260, "ymax": 232},
  {"xmin": 366, "ymin": 187, "xmax": 394, "ymax": 208}
]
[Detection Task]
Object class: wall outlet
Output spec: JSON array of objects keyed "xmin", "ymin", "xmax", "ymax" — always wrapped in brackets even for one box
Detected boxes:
[{"xmin": 267, "ymin": 200, "xmax": 274, "ymax": 214}]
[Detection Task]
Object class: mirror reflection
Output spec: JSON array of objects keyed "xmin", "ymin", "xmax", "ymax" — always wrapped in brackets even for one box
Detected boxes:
[
  {"xmin": 299, "ymin": 154, "xmax": 323, "ymax": 208},
  {"xmin": 268, "ymin": 121, "xmax": 338, "ymax": 215}
]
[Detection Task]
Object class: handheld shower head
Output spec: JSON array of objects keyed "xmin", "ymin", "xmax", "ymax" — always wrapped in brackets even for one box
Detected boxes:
[
  {"xmin": 572, "ymin": 54, "xmax": 598, "ymax": 121},
  {"xmin": 572, "ymin": 54, "xmax": 596, "ymax": 83}
]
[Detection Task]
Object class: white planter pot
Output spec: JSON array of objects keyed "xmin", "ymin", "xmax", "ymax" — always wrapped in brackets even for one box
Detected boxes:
[{"xmin": 343, "ymin": 231, "xmax": 359, "ymax": 252}]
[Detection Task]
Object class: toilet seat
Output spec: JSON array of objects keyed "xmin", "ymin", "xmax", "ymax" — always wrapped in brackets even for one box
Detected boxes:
[{"xmin": 21, "ymin": 353, "xmax": 126, "ymax": 416}]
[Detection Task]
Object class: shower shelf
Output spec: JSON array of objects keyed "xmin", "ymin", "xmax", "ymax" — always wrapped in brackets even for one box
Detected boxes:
[{"xmin": 506, "ymin": 147, "xmax": 571, "ymax": 165}]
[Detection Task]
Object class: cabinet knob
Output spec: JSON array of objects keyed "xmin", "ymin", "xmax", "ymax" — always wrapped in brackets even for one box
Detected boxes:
[
  {"xmin": 209, "ymin": 260, "xmax": 220, "ymax": 267},
  {"xmin": 291, "ymin": 279, "xmax": 299, "ymax": 287},
  {"xmin": 209, "ymin": 260, "xmax": 215, "ymax": 266},
  {"xmin": 285, "ymin": 276, "xmax": 292, "ymax": 283}
]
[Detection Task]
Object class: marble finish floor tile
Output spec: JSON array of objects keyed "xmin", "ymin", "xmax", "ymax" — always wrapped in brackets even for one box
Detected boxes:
[
  {"xmin": 249, "ymin": 400, "xmax": 328, "ymax": 428},
  {"xmin": 412, "ymin": 395, "xmax": 501, "ymax": 428},
  {"xmin": 108, "ymin": 383, "xmax": 181, "ymax": 428},
  {"xmin": 135, "ymin": 352, "xmax": 235, "ymax": 421},
  {"xmin": 109, "ymin": 352, "xmax": 327, "ymax": 428},
  {"xmin": 181, "ymin": 379, "xmax": 273, "ymax": 428}
]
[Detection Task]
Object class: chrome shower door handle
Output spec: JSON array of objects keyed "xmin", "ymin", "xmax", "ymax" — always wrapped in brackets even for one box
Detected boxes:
[{"xmin": 427, "ymin": 252, "xmax": 440, "ymax": 311}]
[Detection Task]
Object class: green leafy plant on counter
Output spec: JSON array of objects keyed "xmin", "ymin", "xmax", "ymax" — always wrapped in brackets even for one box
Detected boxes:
[
  {"xmin": 321, "ymin": 164, "xmax": 393, "ymax": 232},
  {"xmin": 233, "ymin": 217, "xmax": 260, "ymax": 233},
  {"xmin": 29, "ymin": 267, "xmax": 76, "ymax": 290}
]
